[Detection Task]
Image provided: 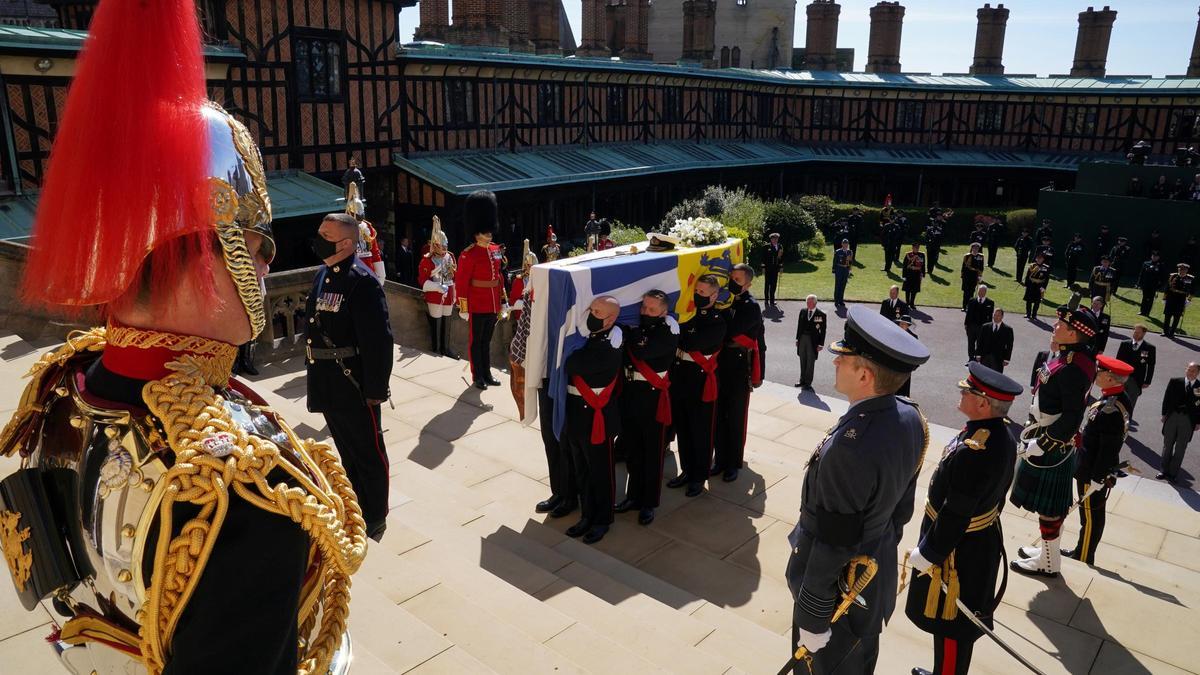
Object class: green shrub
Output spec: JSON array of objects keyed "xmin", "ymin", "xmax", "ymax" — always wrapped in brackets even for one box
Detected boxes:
[
  {"xmin": 608, "ymin": 220, "xmax": 646, "ymax": 246},
  {"xmin": 721, "ymin": 192, "xmax": 767, "ymax": 252},
  {"xmin": 1005, "ymin": 209, "xmax": 1037, "ymax": 235},
  {"xmin": 762, "ymin": 200, "xmax": 817, "ymax": 255},
  {"xmin": 660, "ymin": 198, "xmax": 703, "ymax": 230},
  {"xmin": 796, "ymin": 230, "xmax": 827, "ymax": 263},
  {"xmin": 796, "ymin": 195, "xmax": 837, "ymax": 230}
]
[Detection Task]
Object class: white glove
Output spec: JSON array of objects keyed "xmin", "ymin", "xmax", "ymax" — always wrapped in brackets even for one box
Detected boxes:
[
  {"xmin": 1023, "ymin": 439, "xmax": 1046, "ymax": 457},
  {"xmin": 908, "ymin": 546, "xmax": 934, "ymax": 575},
  {"xmin": 1088, "ymin": 480, "xmax": 1106, "ymax": 494},
  {"xmin": 796, "ymin": 627, "xmax": 832, "ymax": 654},
  {"xmin": 459, "ymin": 309, "xmax": 469, "ymax": 321}
]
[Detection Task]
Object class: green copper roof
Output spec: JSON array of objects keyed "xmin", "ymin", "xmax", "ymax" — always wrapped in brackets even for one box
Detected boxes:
[
  {"xmin": 399, "ymin": 46, "xmax": 1200, "ymax": 94},
  {"xmin": 0, "ymin": 193, "xmax": 35, "ymax": 242},
  {"xmin": 0, "ymin": 25, "xmax": 245, "ymax": 60},
  {"xmin": 394, "ymin": 142, "xmax": 1087, "ymax": 195}
]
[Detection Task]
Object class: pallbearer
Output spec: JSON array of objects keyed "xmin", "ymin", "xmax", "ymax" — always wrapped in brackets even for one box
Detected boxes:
[
  {"xmin": 906, "ymin": 363, "xmax": 1022, "ymax": 675},
  {"xmin": 668, "ymin": 275, "xmax": 726, "ymax": 497},
  {"xmin": 713, "ymin": 264, "xmax": 764, "ymax": 483}
]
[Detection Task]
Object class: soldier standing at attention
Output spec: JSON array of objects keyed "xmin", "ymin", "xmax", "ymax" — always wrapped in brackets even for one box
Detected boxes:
[
  {"xmin": 1089, "ymin": 255, "xmax": 1117, "ymax": 305},
  {"xmin": 794, "ymin": 294, "xmax": 827, "ymax": 390},
  {"xmin": 714, "ymin": 264, "xmax": 764, "ymax": 483},
  {"xmin": 832, "ymin": 239, "xmax": 853, "ymax": 309},
  {"xmin": 1137, "ymin": 251, "xmax": 1164, "ymax": 317},
  {"xmin": 1023, "ymin": 252, "xmax": 1050, "ymax": 320},
  {"xmin": 455, "ymin": 190, "xmax": 505, "ymax": 389},
  {"xmin": 542, "ymin": 225, "xmax": 561, "ymax": 261},
  {"xmin": 1088, "ymin": 296, "xmax": 1112, "ymax": 355},
  {"xmin": 1013, "ymin": 226, "xmax": 1033, "ymax": 284},
  {"xmin": 902, "ymin": 242, "xmax": 926, "ymax": 309},
  {"xmin": 960, "ymin": 243, "xmax": 985, "ymax": 311},
  {"xmin": 787, "ymin": 307, "xmax": 930, "ymax": 673},
  {"xmin": 925, "ymin": 216, "xmax": 945, "ymax": 276},
  {"xmin": 762, "ymin": 232, "xmax": 784, "ymax": 307},
  {"xmin": 985, "ymin": 216, "xmax": 1005, "ymax": 269},
  {"xmin": 1163, "ymin": 262, "xmax": 1194, "ymax": 338},
  {"xmin": 1108, "ymin": 236, "xmax": 1132, "ymax": 289},
  {"xmin": 1061, "ymin": 356, "xmax": 1133, "ymax": 566},
  {"xmin": 907, "ymin": 362, "xmax": 1021, "ymax": 675},
  {"xmin": 616, "ymin": 290, "xmax": 679, "ymax": 526},
  {"xmin": 563, "ymin": 296, "xmax": 624, "ymax": 544},
  {"xmin": 1011, "ymin": 307, "xmax": 1098, "ymax": 579},
  {"xmin": 1095, "ymin": 224, "xmax": 1113, "ymax": 265},
  {"xmin": 1033, "ymin": 219, "xmax": 1054, "ymax": 248},
  {"xmin": 963, "ymin": 285, "xmax": 994, "ymax": 361},
  {"xmin": 307, "ymin": 212, "xmax": 395, "ymax": 542},
  {"xmin": 1064, "ymin": 233, "xmax": 1086, "ymax": 288},
  {"xmin": 668, "ymin": 275, "xmax": 727, "ymax": 497},
  {"xmin": 417, "ymin": 216, "xmax": 458, "ymax": 358}
]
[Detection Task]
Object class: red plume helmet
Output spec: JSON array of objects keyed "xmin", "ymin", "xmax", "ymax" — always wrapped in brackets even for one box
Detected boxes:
[
  {"xmin": 546, "ymin": 225, "xmax": 556, "ymax": 242},
  {"xmin": 21, "ymin": 0, "xmax": 213, "ymax": 311}
]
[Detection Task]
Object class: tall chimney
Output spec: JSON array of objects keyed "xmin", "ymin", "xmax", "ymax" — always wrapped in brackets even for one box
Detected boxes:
[
  {"xmin": 415, "ymin": 0, "xmax": 449, "ymax": 41},
  {"xmin": 1070, "ymin": 6, "xmax": 1117, "ymax": 77},
  {"xmin": 805, "ymin": 0, "xmax": 841, "ymax": 71},
  {"xmin": 621, "ymin": 0, "xmax": 652, "ymax": 60},
  {"xmin": 866, "ymin": 1, "xmax": 904, "ymax": 74},
  {"xmin": 970, "ymin": 3, "xmax": 1009, "ymax": 75},
  {"xmin": 448, "ymin": 0, "xmax": 507, "ymax": 47},
  {"xmin": 577, "ymin": 0, "xmax": 609, "ymax": 56},
  {"xmin": 681, "ymin": 0, "xmax": 716, "ymax": 66},
  {"xmin": 529, "ymin": 0, "xmax": 562, "ymax": 55},
  {"xmin": 505, "ymin": 0, "xmax": 532, "ymax": 52},
  {"xmin": 1188, "ymin": 6, "xmax": 1200, "ymax": 77}
]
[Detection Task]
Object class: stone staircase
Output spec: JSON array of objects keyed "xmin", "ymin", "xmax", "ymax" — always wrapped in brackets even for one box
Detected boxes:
[{"xmin": 0, "ymin": 334, "xmax": 1198, "ymax": 674}]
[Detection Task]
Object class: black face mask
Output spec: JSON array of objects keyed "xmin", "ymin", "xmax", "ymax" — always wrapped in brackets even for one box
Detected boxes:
[
  {"xmin": 694, "ymin": 293, "xmax": 710, "ymax": 309},
  {"xmin": 727, "ymin": 282, "xmax": 742, "ymax": 295},
  {"xmin": 640, "ymin": 315, "xmax": 663, "ymax": 328},
  {"xmin": 586, "ymin": 314, "xmax": 605, "ymax": 333},
  {"xmin": 311, "ymin": 237, "xmax": 341, "ymax": 260}
]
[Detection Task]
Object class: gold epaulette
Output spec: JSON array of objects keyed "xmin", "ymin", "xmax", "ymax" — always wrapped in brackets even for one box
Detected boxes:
[
  {"xmin": 1067, "ymin": 352, "xmax": 1075, "ymax": 363},
  {"xmin": 963, "ymin": 428, "xmax": 990, "ymax": 451}
]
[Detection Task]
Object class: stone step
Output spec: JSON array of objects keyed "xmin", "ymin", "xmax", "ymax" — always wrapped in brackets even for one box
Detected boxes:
[
  {"xmin": 345, "ymin": 572, "xmax": 456, "ymax": 674},
  {"xmin": 405, "ymin": 646, "xmax": 499, "ymax": 675}
]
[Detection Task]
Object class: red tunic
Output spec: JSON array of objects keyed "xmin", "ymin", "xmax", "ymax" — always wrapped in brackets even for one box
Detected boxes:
[
  {"xmin": 596, "ymin": 238, "xmax": 615, "ymax": 251},
  {"xmin": 454, "ymin": 243, "xmax": 503, "ymax": 314},
  {"xmin": 417, "ymin": 252, "xmax": 457, "ymax": 306},
  {"xmin": 509, "ymin": 275, "xmax": 526, "ymax": 323},
  {"xmin": 356, "ymin": 221, "xmax": 384, "ymax": 269}
]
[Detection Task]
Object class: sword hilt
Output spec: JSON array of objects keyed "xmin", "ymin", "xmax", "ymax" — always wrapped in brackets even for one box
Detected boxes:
[{"xmin": 782, "ymin": 556, "xmax": 877, "ymax": 673}]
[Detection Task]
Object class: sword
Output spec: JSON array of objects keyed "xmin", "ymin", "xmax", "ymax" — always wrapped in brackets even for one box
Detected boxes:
[
  {"xmin": 938, "ymin": 579, "xmax": 1047, "ymax": 675},
  {"xmin": 778, "ymin": 556, "xmax": 876, "ymax": 675}
]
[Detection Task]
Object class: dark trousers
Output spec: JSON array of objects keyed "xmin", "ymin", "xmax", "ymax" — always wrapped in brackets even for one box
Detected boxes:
[
  {"xmin": 797, "ymin": 336, "xmax": 817, "ymax": 387},
  {"xmin": 833, "ymin": 272, "xmax": 849, "ymax": 305},
  {"xmin": 323, "ymin": 403, "xmax": 389, "ymax": 527},
  {"xmin": 1140, "ymin": 288, "xmax": 1157, "ymax": 316},
  {"xmin": 928, "ymin": 250, "xmax": 940, "ymax": 273},
  {"xmin": 789, "ymin": 611, "xmax": 880, "ymax": 674},
  {"xmin": 981, "ymin": 353, "xmax": 1005, "ymax": 373},
  {"xmin": 1026, "ymin": 299, "xmax": 1042, "ymax": 318},
  {"xmin": 904, "ymin": 289, "xmax": 918, "ymax": 308},
  {"xmin": 468, "ymin": 312, "xmax": 497, "ymax": 380},
  {"xmin": 1066, "ymin": 260, "xmax": 1079, "ymax": 287},
  {"xmin": 764, "ymin": 269, "xmax": 780, "ymax": 305},
  {"xmin": 714, "ymin": 354, "xmax": 752, "ymax": 473},
  {"xmin": 1162, "ymin": 411, "xmax": 1194, "ymax": 477},
  {"xmin": 929, "ymin": 634, "xmax": 976, "ymax": 675},
  {"xmin": 960, "ymin": 285, "xmax": 974, "ymax": 310},
  {"xmin": 1016, "ymin": 252, "xmax": 1029, "ymax": 283},
  {"xmin": 987, "ymin": 243, "xmax": 999, "ymax": 267},
  {"xmin": 964, "ymin": 325, "xmax": 980, "ymax": 359},
  {"xmin": 539, "ymin": 387, "xmax": 577, "ymax": 503},
  {"xmin": 671, "ymin": 360, "xmax": 718, "ymax": 486},
  {"xmin": 620, "ymin": 382, "xmax": 669, "ymax": 508},
  {"xmin": 564, "ymin": 397, "xmax": 615, "ymax": 526},
  {"xmin": 1164, "ymin": 309, "xmax": 1184, "ymax": 336},
  {"xmin": 1074, "ymin": 478, "xmax": 1109, "ymax": 565},
  {"xmin": 426, "ymin": 315, "xmax": 452, "ymax": 355}
]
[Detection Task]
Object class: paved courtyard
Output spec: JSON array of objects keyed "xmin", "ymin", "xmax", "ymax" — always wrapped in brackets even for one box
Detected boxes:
[{"xmin": 0, "ymin": 329, "xmax": 1198, "ymax": 674}]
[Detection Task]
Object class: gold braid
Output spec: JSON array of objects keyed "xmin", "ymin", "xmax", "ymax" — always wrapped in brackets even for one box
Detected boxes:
[{"xmin": 139, "ymin": 356, "xmax": 366, "ymax": 674}]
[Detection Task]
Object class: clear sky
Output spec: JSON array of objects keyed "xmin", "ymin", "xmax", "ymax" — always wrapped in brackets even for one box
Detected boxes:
[{"xmin": 397, "ymin": 0, "xmax": 1198, "ymax": 77}]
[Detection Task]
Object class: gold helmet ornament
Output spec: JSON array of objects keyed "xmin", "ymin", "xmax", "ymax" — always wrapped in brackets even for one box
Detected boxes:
[
  {"xmin": 430, "ymin": 215, "xmax": 448, "ymax": 248},
  {"xmin": 345, "ymin": 180, "xmax": 366, "ymax": 221},
  {"xmin": 522, "ymin": 238, "xmax": 538, "ymax": 275}
]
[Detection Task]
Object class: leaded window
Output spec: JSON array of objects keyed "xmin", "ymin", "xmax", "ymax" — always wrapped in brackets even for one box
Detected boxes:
[
  {"xmin": 895, "ymin": 100, "xmax": 925, "ymax": 131},
  {"xmin": 974, "ymin": 102, "xmax": 1004, "ymax": 133},
  {"xmin": 295, "ymin": 32, "xmax": 343, "ymax": 102},
  {"xmin": 811, "ymin": 97, "xmax": 842, "ymax": 128},
  {"xmin": 444, "ymin": 80, "xmax": 477, "ymax": 128}
]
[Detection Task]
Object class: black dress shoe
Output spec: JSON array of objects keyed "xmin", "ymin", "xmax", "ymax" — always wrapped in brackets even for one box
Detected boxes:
[
  {"xmin": 239, "ymin": 361, "xmax": 260, "ymax": 376},
  {"xmin": 912, "ymin": 668, "xmax": 933, "ymax": 675},
  {"xmin": 794, "ymin": 382, "xmax": 803, "ymax": 388},
  {"xmin": 1061, "ymin": 548, "xmax": 1079, "ymax": 560},
  {"xmin": 484, "ymin": 375, "xmax": 502, "ymax": 386},
  {"xmin": 535, "ymin": 497, "xmax": 562, "ymax": 514},
  {"xmin": 550, "ymin": 500, "xmax": 578, "ymax": 518},
  {"xmin": 1155, "ymin": 472, "xmax": 1175, "ymax": 482},
  {"xmin": 565, "ymin": 519, "xmax": 591, "ymax": 538},
  {"xmin": 474, "ymin": 380, "xmax": 488, "ymax": 390},
  {"xmin": 614, "ymin": 498, "xmax": 637, "ymax": 514},
  {"xmin": 708, "ymin": 465, "xmax": 723, "ymax": 477},
  {"xmin": 441, "ymin": 349, "xmax": 460, "ymax": 360},
  {"xmin": 666, "ymin": 475, "xmax": 689, "ymax": 489},
  {"xmin": 685, "ymin": 483, "xmax": 704, "ymax": 497},
  {"xmin": 366, "ymin": 520, "xmax": 387, "ymax": 543},
  {"xmin": 582, "ymin": 525, "xmax": 609, "ymax": 544},
  {"xmin": 722, "ymin": 469, "xmax": 739, "ymax": 482},
  {"xmin": 638, "ymin": 508, "xmax": 655, "ymax": 525}
]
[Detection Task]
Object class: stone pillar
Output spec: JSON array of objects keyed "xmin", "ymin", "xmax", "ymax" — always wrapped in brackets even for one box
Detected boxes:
[
  {"xmin": 505, "ymin": 0, "xmax": 533, "ymax": 52},
  {"xmin": 805, "ymin": 0, "xmax": 841, "ymax": 71},
  {"xmin": 621, "ymin": 0, "xmax": 651, "ymax": 60},
  {"xmin": 1188, "ymin": 6, "xmax": 1200, "ymax": 77},
  {"xmin": 415, "ymin": 0, "xmax": 449, "ymax": 41},
  {"xmin": 865, "ymin": 1, "xmax": 904, "ymax": 74},
  {"xmin": 681, "ymin": 0, "xmax": 716, "ymax": 66},
  {"xmin": 1070, "ymin": 5, "xmax": 1117, "ymax": 77},
  {"xmin": 578, "ymin": 0, "xmax": 609, "ymax": 57},
  {"xmin": 530, "ymin": 0, "xmax": 563, "ymax": 55},
  {"xmin": 970, "ymin": 3, "xmax": 1009, "ymax": 75},
  {"xmin": 448, "ymin": 0, "xmax": 507, "ymax": 47}
]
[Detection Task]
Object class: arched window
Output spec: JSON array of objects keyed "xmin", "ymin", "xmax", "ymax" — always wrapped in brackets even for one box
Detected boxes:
[
  {"xmin": 720, "ymin": 46, "xmax": 730, "ymax": 68},
  {"xmin": 731, "ymin": 46, "xmax": 741, "ymax": 68}
]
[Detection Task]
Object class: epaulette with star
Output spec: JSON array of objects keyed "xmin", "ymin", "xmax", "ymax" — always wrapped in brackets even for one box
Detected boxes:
[{"xmin": 963, "ymin": 428, "xmax": 990, "ymax": 451}]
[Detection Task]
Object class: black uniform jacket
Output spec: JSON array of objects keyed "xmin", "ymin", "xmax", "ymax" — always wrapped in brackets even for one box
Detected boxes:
[
  {"xmin": 787, "ymin": 395, "xmax": 927, "ymax": 638},
  {"xmin": 1115, "ymin": 340, "xmax": 1156, "ymax": 387},
  {"xmin": 678, "ymin": 305, "xmax": 726, "ymax": 356},
  {"xmin": 305, "ymin": 256, "xmax": 394, "ymax": 411},
  {"xmin": 564, "ymin": 328, "xmax": 624, "ymax": 438},
  {"xmin": 964, "ymin": 295, "xmax": 994, "ymax": 327},
  {"xmin": 1031, "ymin": 350, "xmax": 1050, "ymax": 389},
  {"xmin": 722, "ymin": 292, "xmax": 764, "ymax": 384},
  {"xmin": 794, "ymin": 307, "xmax": 827, "ymax": 357},
  {"xmin": 960, "ymin": 253, "xmax": 984, "ymax": 286},
  {"xmin": 1161, "ymin": 377, "xmax": 1200, "ymax": 422},
  {"xmin": 623, "ymin": 316, "xmax": 679, "ymax": 374},
  {"xmin": 1031, "ymin": 344, "xmax": 1096, "ymax": 451},
  {"xmin": 762, "ymin": 243, "xmax": 784, "ymax": 271},
  {"xmin": 1092, "ymin": 311, "xmax": 1112, "ymax": 353},
  {"xmin": 1077, "ymin": 390, "xmax": 1131, "ymax": 483},
  {"xmin": 1138, "ymin": 260, "xmax": 1163, "ymax": 291},
  {"xmin": 975, "ymin": 322, "xmax": 1013, "ymax": 363},
  {"xmin": 905, "ymin": 416, "xmax": 1015, "ymax": 640},
  {"xmin": 880, "ymin": 297, "xmax": 909, "ymax": 321}
]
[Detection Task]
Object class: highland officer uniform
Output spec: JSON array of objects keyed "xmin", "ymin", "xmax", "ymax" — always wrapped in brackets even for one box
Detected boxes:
[{"xmin": 786, "ymin": 308, "xmax": 930, "ymax": 674}]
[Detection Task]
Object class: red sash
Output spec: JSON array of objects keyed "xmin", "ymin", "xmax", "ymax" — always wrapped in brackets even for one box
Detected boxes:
[
  {"xmin": 731, "ymin": 334, "xmax": 763, "ymax": 387},
  {"xmin": 628, "ymin": 351, "xmax": 671, "ymax": 425},
  {"xmin": 572, "ymin": 374, "xmax": 618, "ymax": 444},
  {"xmin": 688, "ymin": 350, "xmax": 721, "ymax": 403}
]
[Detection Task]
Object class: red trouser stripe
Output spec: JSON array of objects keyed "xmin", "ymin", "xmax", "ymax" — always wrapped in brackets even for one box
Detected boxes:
[
  {"xmin": 942, "ymin": 636, "xmax": 958, "ymax": 674},
  {"xmin": 366, "ymin": 402, "xmax": 390, "ymax": 493}
]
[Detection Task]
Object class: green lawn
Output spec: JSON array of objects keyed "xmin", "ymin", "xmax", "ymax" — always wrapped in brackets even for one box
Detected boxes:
[{"xmin": 750, "ymin": 242, "xmax": 1199, "ymax": 335}]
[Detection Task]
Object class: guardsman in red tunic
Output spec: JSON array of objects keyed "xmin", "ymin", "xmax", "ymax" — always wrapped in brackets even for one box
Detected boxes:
[
  {"xmin": 455, "ymin": 190, "xmax": 505, "ymax": 389},
  {"xmin": 346, "ymin": 181, "xmax": 385, "ymax": 280},
  {"xmin": 417, "ymin": 215, "xmax": 457, "ymax": 358}
]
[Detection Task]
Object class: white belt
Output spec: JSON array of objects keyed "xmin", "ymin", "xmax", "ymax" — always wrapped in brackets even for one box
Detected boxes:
[
  {"xmin": 567, "ymin": 384, "xmax": 605, "ymax": 397},
  {"xmin": 676, "ymin": 349, "xmax": 715, "ymax": 362},
  {"xmin": 630, "ymin": 370, "xmax": 668, "ymax": 383},
  {"xmin": 1028, "ymin": 395, "xmax": 1063, "ymax": 429}
]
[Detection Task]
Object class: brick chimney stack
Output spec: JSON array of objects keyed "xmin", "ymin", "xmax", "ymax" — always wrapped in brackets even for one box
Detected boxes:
[
  {"xmin": 621, "ymin": 0, "xmax": 652, "ymax": 60},
  {"xmin": 448, "ymin": 0, "xmax": 507, "ymax": 47},
  {"xmin": 805, "ymin": 0, "xmax": 841, "ymax": 71},
  {"xmin": 970, "ymin": 3, "xmax": 1009, "ymax": 75},
  {"xmin": 1188, "ymin": 6, "xmax": 1200, "ymax": 77},
  {"xmin": 681, "ymin": 0, "xmax": 717, "ymax": 66},
  {"xmin": 1070, "ymin": 6, "xmax": 1117, "ymax": 77},
  {"xmin": 578, "ymin": 0, "xmax": 609, "ymax": 56},
  {"xmin": 505, "ymin": 0, "xmax": 533, "ymax": 52},
  {"xmin": 865, "ymin": 1, "xmax": 904, "ymax": 74},
  {"xmin": 415, "ymin": 0, "xmax": 449, "ymax": 41},
  {"xmin": 529, "ymin": 0, "xmax": 563, "ymax": 55}
]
